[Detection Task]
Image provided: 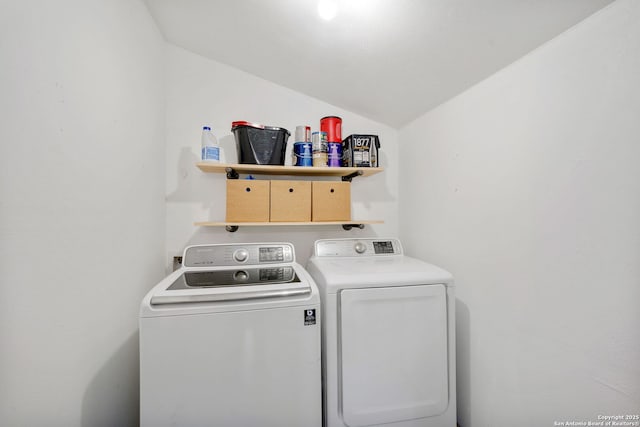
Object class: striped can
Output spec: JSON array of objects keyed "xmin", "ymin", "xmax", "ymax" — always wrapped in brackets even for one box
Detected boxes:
[{"xmin": 312, "ymin": 131, "xmax": 328, "ymax": 167}]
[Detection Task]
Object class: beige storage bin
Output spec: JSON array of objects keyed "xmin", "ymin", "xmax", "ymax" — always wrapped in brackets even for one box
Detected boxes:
[
  {"xmin": 270, "ymin": 180, "xmax": 311, "ymax": 222},
  {"xmin": 311, "ymin": 181, "xmax": 351, "ymax": 221},
  {"xmin": 226, "ymin": 180, "xmax": 270, "ymax": 222}
]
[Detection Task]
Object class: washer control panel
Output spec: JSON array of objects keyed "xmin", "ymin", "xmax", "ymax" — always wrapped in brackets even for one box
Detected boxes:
[
  {"xmin": 183, "ymin": 243, "xmax": 294, "ymax": 267},
  {"xmin": 314, "ymin": 238, "xmax": 403, "ymax": 257}
]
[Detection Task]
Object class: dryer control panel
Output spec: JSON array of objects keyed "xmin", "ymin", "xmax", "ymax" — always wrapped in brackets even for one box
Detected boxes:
[
  {"xmin": 314, "ymin": 238, "xmax": 403, "ymax": 257},
  {"xmin": 183, "ymin": 243, "xmax": 294, "ymax": 267}
]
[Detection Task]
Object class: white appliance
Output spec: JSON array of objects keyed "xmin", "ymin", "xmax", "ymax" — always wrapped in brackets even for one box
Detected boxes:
[
  {"xmin": 140, "ymin": 242, "xmax": 322, "ymax": 427},
  {"xmin": 306, "ymin": 238, "xmax": 456, "ymax": 427}
]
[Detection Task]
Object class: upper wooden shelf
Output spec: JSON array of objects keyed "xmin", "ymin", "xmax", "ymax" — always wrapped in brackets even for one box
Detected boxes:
[{"xmin": 196, "ymin": 162, "xmax": 384, "ymax": 178}]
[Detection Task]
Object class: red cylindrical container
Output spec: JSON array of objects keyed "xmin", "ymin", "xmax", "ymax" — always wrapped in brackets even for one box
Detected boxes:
[{"xmin": 320, "ymin": 116, "xmax": 342, "ymax": 142}]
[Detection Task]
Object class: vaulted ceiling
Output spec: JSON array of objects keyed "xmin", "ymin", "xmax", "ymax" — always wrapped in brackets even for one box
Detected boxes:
[{"xmin": 145, "ymin": 0, "xmax": 614, "ymax": 127}]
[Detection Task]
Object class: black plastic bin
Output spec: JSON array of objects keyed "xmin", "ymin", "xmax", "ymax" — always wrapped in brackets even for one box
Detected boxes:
[{"xmin": 231, "ymin": 121, "xmax": 290, "ymax": 165}]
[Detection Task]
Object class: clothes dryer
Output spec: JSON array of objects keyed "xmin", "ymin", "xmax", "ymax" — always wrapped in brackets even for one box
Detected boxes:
[{"xmin": 306, "ymin": 238, "xmax": 456, "ymax": 427}]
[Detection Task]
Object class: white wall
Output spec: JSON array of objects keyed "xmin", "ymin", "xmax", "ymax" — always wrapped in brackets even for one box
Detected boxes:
[
  {"xmin": 0, "ymin": 1, "xmax": 165, "ymax": 426},
  {"xmin": 165, "ymin": 44, "xmax": 398, "ymax": 267},
  {"xmin": 399, "ymin": 1, "xmax": 640, "ymax": 425}
]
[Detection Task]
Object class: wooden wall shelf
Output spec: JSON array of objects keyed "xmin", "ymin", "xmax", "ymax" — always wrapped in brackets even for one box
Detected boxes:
[
  {"xmin": 196, "ymin": 162, "xmax": 384, "ymax": 179},
  {"xmin": 195, "ymin": 162, "xmax": 385, "ymax": 232},
  {"xmin": 194, "ymin": 220, "xmax": 384, "ymax": 232}
]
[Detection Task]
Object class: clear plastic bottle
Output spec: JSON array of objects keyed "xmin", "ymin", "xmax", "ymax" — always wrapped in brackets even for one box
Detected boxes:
[{"xmin": 201, "ymin": 126, "xmax": 220, "ymax": 162}]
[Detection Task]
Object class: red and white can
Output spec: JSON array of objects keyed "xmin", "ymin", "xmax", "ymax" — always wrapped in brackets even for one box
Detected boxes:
[
  {"xmin": 320, "ymin": 116, "xmax": 342, "ymax": 142},
  {"xmin": 295, "ymin": 125, "xmax": 311, "ymax": 143}
]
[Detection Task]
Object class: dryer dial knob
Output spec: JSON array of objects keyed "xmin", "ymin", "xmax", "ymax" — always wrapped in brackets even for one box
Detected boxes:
[
  {"xmin": 233, "ymin": 249, "xmax": 249, "ymax": 263},
  {"xmin": 354, "ymin": 242, "xmax": 366, "ymax": 254}
]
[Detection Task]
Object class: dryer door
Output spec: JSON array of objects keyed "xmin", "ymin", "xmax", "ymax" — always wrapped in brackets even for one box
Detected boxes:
[{"xmin": 339, "ymin": 284, "xmax": 448, "ymax": 427}]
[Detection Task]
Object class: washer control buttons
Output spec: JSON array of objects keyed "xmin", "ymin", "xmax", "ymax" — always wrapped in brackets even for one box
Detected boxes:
[
  {"xmin": 354, "ymin": 242, "xmax": 367, "ymax": 254},
  {"xmin": 233, "ymin": 249, "xmax": 249, "ymax": 263},
  {"xmin": 282, "ymin": 246, "xmax": 293, "ymax": 262}
]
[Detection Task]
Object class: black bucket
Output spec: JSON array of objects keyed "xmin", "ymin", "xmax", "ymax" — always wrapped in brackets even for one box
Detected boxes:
[{"xmin": 231, "ymin": 121, "xmax": 290, "ymax": 165}]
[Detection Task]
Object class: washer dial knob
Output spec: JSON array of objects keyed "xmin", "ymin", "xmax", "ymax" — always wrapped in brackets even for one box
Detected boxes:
[
  {"xmin": 233, "ymin": 249, "xmax": 249, "ymax": 263},
  {"xmin": 234, "ymin": 270, "xmax": 248, "ymax": 281},
  {"xmin": 354, "ymin": 242, "xmax": 367, "ymax": 254}
]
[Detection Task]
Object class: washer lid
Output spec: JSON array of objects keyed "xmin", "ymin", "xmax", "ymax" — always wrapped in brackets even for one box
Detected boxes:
[
  {"xmin": 167, "ymin": 266, "xmax": 300, "ymax": 289},
  {"xmin": 151, "ymin": 266, "xmax": 309, "ymax": 305}
]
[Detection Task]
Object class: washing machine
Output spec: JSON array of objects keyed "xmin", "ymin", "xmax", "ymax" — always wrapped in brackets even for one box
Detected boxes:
[
  {"xmin": 140, "ymin": 242, "xmax": 321, "ymax": 427},
  {"xmin": 306, "ymin": 238, "xmax": 456, "ymax": 427}
]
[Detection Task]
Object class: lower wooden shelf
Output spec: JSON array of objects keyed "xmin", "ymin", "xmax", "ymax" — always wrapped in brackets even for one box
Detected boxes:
[{"xmin": 194, "ymin": 220, "xmax": 384, "ymax": 232}]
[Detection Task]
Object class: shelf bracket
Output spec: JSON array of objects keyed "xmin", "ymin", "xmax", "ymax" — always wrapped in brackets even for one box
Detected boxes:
[
  {"xmin": 342, "ymin": 223, "xmax": 365, "ymax": 231},
  {"xmin": 225, "ymin": 225, "xmax": 239, "ymax": 232},
  {"xmin": 225, "ymin": 167, "xmax": 239, "ymax": 179},
  {"xmin": 341, "ymin": 170, "xmax": 363, "ymax": 182}
]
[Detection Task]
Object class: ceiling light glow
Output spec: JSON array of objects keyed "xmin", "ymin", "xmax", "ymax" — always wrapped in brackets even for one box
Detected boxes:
[{"xmin": 318, "ymin": 0, "xmax": 338, "ymax": 21}]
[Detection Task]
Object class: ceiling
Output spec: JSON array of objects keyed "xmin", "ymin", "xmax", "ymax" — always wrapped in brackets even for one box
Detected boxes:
[{"xmin": 144, "ymin": 0, "xmax": 614, "ymax": 128}]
